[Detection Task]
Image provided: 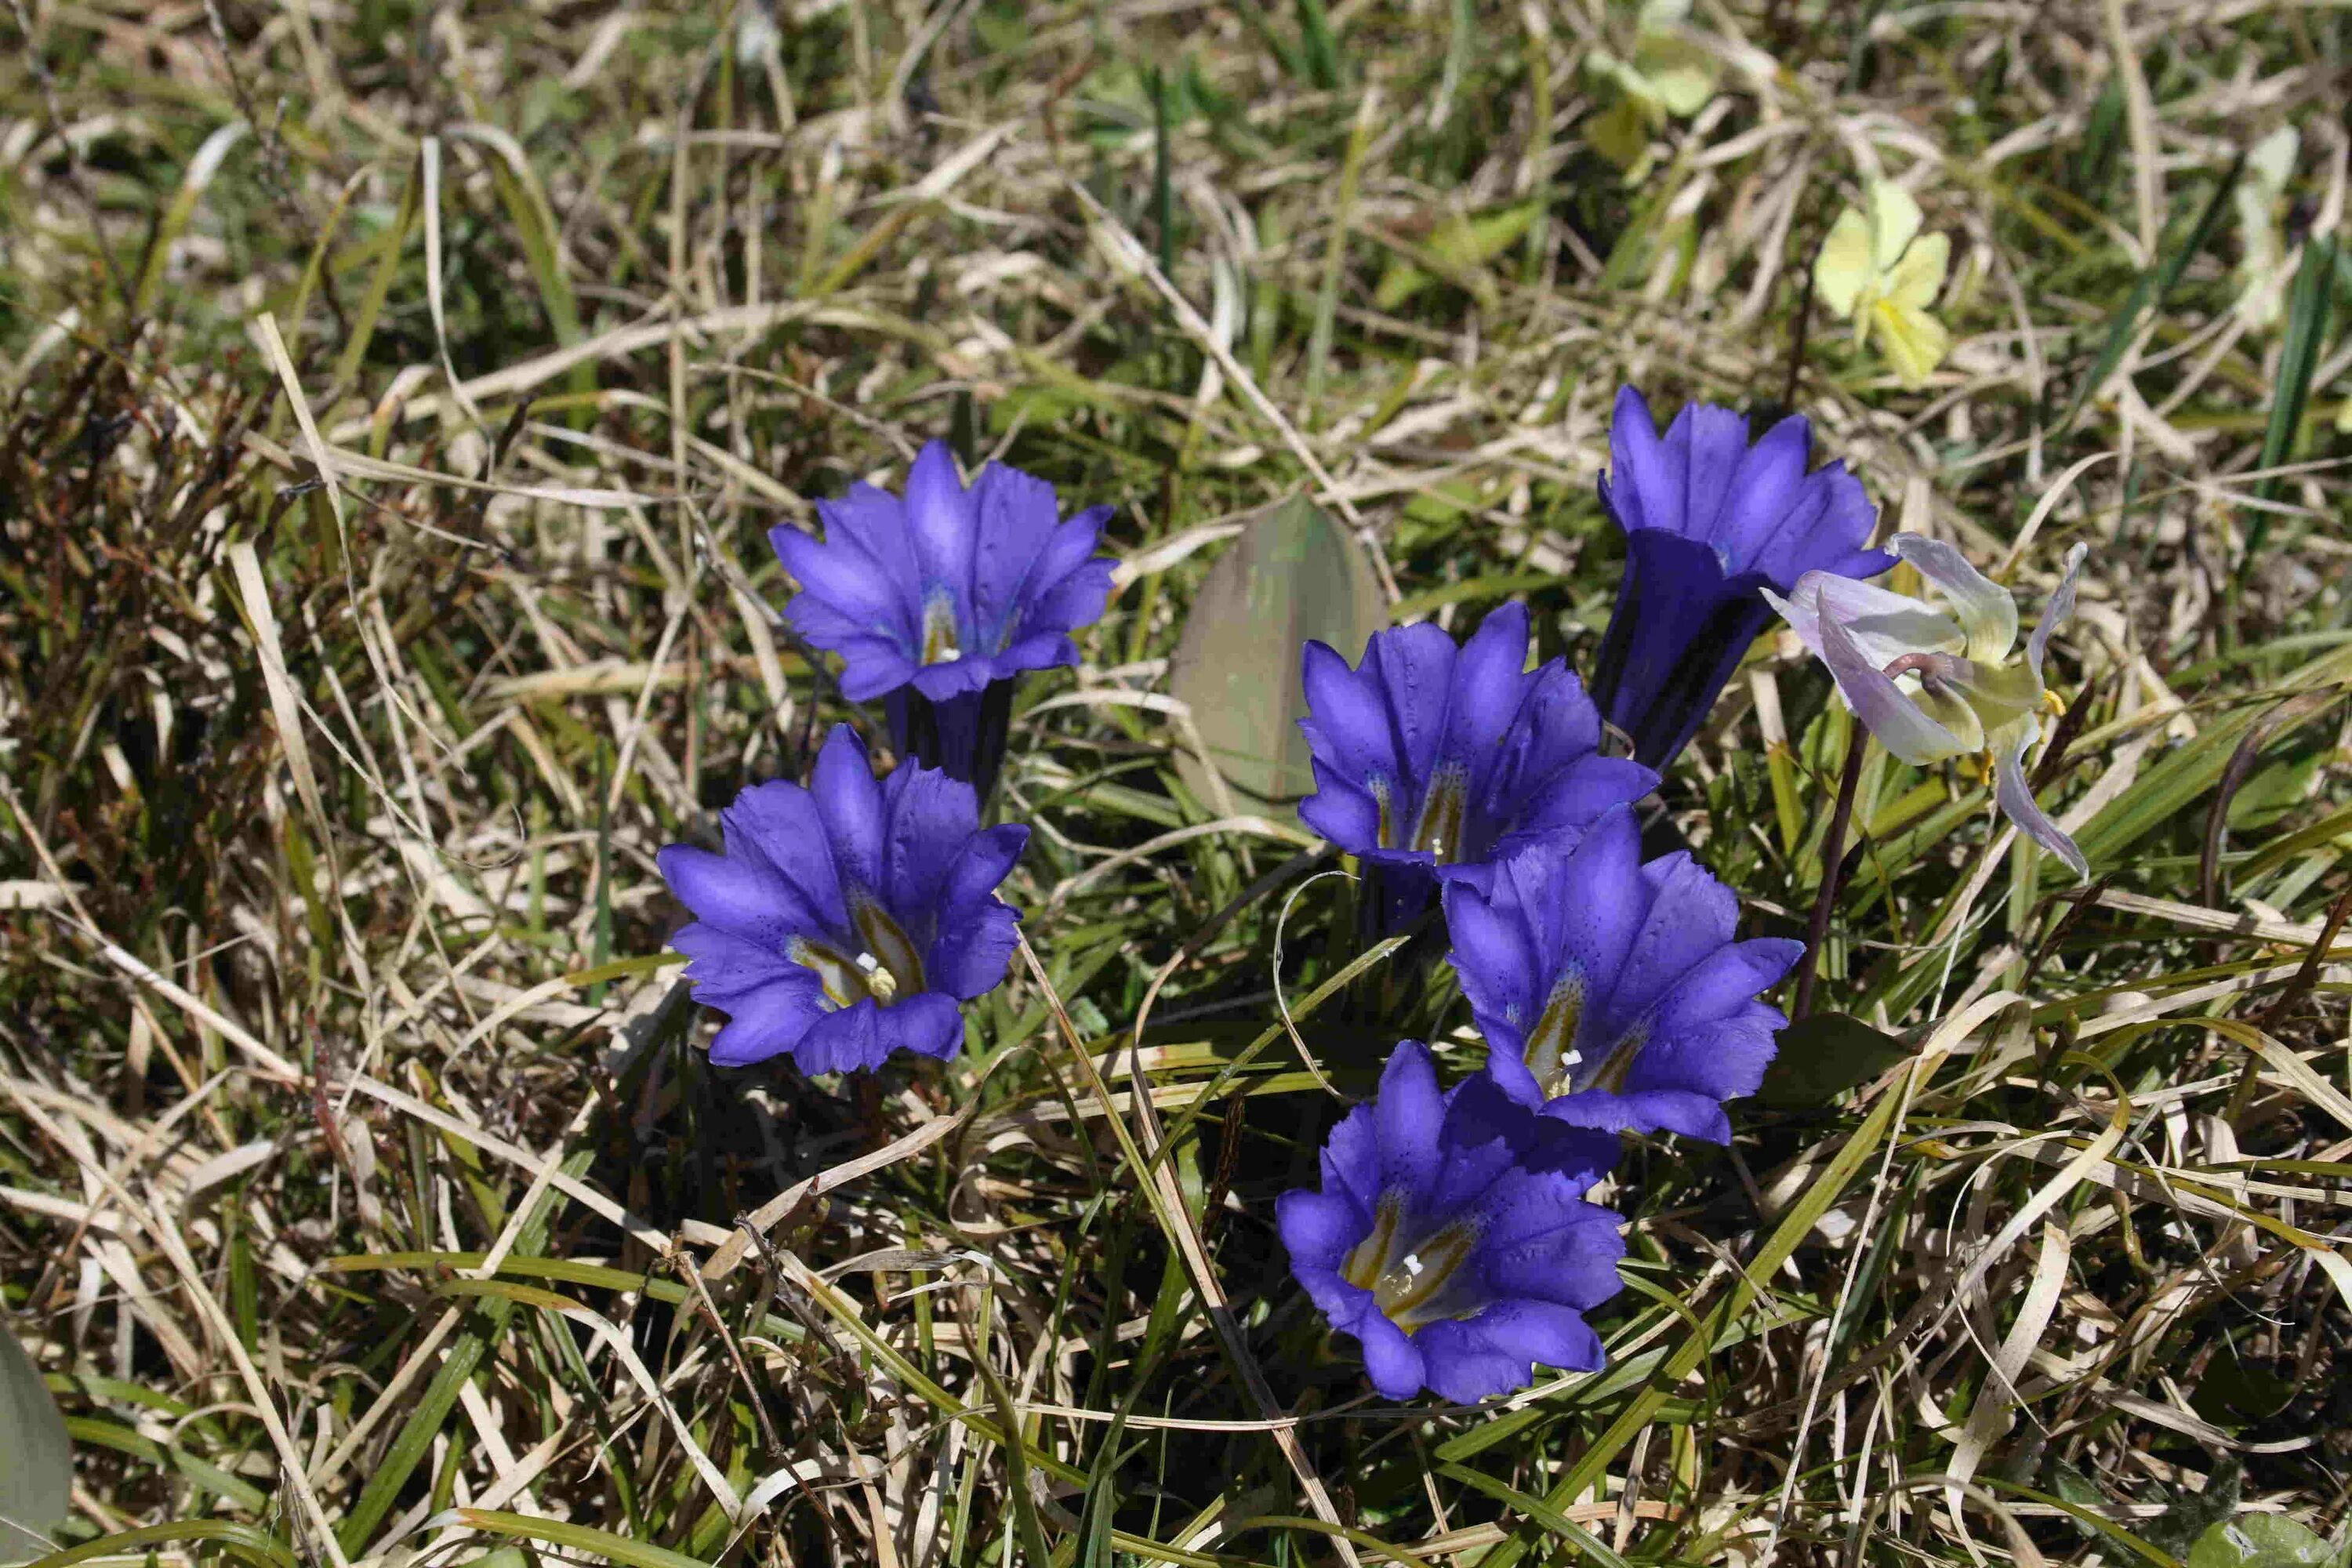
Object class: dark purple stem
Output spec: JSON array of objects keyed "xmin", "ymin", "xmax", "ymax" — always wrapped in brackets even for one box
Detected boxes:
[{"xmin": 1792, "ymin": 725, "xmax": 1870, "ymax": 1023}]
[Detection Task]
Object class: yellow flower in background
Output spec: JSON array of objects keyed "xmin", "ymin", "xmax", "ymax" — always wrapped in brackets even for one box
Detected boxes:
[
  {"xmin": 1815, "ymin": 180, "xmax": 1951, "ymax": 389},
  {"xmin": 1586, "ymin": 0, "xmax": 1719, "ymax": 177}
]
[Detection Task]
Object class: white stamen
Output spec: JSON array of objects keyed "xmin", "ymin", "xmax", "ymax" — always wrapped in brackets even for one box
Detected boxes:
[
  {"xmin": 1400, "ymin": 1252, "xmax": 1425, "ymax": 1278},
  {"xmin": 1561, "ymin": 1049, "xmax": 1583, "ymax": 1069},
  {"xmin": 935, "ymin": 647, "xmax": 961, "ymax": 662},
  {"xmin": 855, "ymin": 949, "xmax": 899, "ymax": 1002}
]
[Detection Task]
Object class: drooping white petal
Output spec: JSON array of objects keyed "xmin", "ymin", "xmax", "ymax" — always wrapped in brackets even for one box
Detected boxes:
[
  {"xmin": 2025, "ymin": 542, "xmax": 2089, "ymax": 685},
  {"xmin": 1992, "ymin": 719, "xmax": 2087, "ymax": 878},
  {"xmin": 1796, "ymin": 571, "xmax": 1966, "ymax": 671},
  {"xmin": 1893, "ymin": 535, "xmax": 2018, "ymax": 662},
  {"xmin": 1817, "ymin": 610, "xmax": 1969, "ymax": 765}
]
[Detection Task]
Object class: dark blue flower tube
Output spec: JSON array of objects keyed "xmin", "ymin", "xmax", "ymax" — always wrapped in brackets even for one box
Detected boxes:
[
  {"xmin": 1297, "ymin": 600, "xmax": 1657, "ymax": 930},
  {"xmin": 657, "ymin": 725, "xmax": 1029, "ymax": 1073},
  {"xmin": 1444, "ymin": 805, "xmax": 1802, "ymax": 1142},
  {"xmin": 1276, "ymin": 1041, "xmax": 1626, "ymax": 1403},
  {"xmin": 1589, "ymin": 387, "xmax": 1889, "ymax": 768},
  {"xmin": 771, "ymin": 441, "xmax": 1116, "ymax": 803}
]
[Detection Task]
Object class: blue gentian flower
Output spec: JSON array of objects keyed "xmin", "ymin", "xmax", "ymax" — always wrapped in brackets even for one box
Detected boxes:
[
  {"xmin": 771, "ymin": 441, "xmax": 1116, "ymax": 800},
  {"xmin": 1276, "ymin": 1041, "xmax": 1626, "ymax": 1403},
  {"xmin": 1298, "ymin": 601, "xmax": 1657, "ymax": 924},
  {"xmin": 1444, "ymin": 805, "xmax": 1802, "ymax": 1143},
  {"xmin": 656, "ymin": 725, "xmax": 1029, "ymax": 1073},
  {"xmin": 1589, "ymin": 386, "xmax": 1890, "ymax": 768}
]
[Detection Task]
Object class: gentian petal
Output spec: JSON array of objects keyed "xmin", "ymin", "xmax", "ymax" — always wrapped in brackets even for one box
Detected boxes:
[
  {"xmin": 707, "ymin": 978, "xmax": 834, "ymax": 1068},
  {"xmin": 1358, "ymin": 1315, "xmax": 1429, "ymax": 1400},
  {"xmin": 1298, "ymin": 763, "xmax": 1386, "ymax": 855},
  {"xmin": 1276, "ymin": 1189, "xmax": 1370, "ymax": 1270},
  {"xmin": 1592, "ymin": 390, "xmax": 1890, "ymax": 767},
  {"xmin": 1443, "ymin": 878, "xmax": 1542, "ymax": 1032},
  {"xmin": 1498, "ymin": 755, "xmax": 1658, "ymax": 852},
  {"xmin": 1601, "ymin": 1088, "xmax": 1734, "ymax": 1144},
  {"xmin": 668, "ymin": 923, "xmax": 803, "ymax": 1004},
  {"xmin": 1608, "ymin": 384, "xmax": 1680, "ymax": 532},
  {"xmin": 1372, "ymin": 1040, "xmax": 1448, "ymax": 1208},
  {"xmin": 878, "ymin": 762, "xmax": 978, "ymax": 925},
  {"xmin": 660, "ymin": 726, "xmax": 1027, "ymax": 1075},
  {"xmin": 1367, "ymin": 621, "xmax": 1462, "ymax": 793},
  {"xmin": 771, "ymin": 521, "xmax": 901, "ymax": 625},
  {"xmin": 965, "ymin": 464, "xmax": 1065, "ymax": 645},
  {"xmin": 1300, "ymin": 605, "xmax": 1655, "ymax": 910},
  {"xmin": 795, "ymin": 1003, "xmax": 895, "ymax": 1076},
  {"xmin": 776, "ymin": 446, "xmax": 1116, "ymax": 787},
  {"xmin": 877, "ymin": 989, "xmax": 967, "ymax": 1062},
  {"xmin": 1664, "ymin": 400, "xmax": 1753, "ymax": 542},
  {"xmin": 811, "ymin": 725, "xmax": 887, "ymax": 890},
  {"xmin": 1711, "ymin": 412, "xmax": 1811, "ymax": 557},
  {"xmin": 1610, "ymin": 851, "xmax": 1740, "ymax": 1016},
  {"xmin": 1279, "ymin": 1042, "xmax": 1628, "ymax": 1402},
  {"xmin": 1552, "ymin": 808, "xmax": 1647, "ymax": 1015},
  {"xmin": 1445, "ymin": 601, "xmax": 1535, "ymax": 787},
  {"xmin": 1450, "ymin": 822, "xmax": 1798, "ymax": 1140},
  {"xmin": 1653, "ymin": 940, "xmax": 1804, "ymax": 1029},
  {"xmin": 1440, "ymin": 1301, "xmax": 1606, "ymax": 1381},
  {"xmin": 657, "ymin": 843, "xmax": 815, "ymax": 943},
  {"xmin": 1300, "ymin": 640, "xmax": 1400, "ymax": 789},
  {"xmin": 902, "ymin": 441, "xmax": 978, "ymax": 628}
]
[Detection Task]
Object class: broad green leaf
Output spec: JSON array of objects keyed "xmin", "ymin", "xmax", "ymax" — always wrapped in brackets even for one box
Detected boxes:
[
  {"xmin": 2189, "ymin": 1515, "xmax": 2339, "ymax": 1568},
  {"xmin": 2150, "ymin": 1457, "xmax": 2245, "ymax": 1555},
  {"xmin": 1, "ymin": 1327, "xmax": 69, "ymax": 1565},
  {"xmin": 1428, "ymin": 202, "xmax": 1541, "ymax": 270},
  {"xmin": 1373, "ymin": 203, "xmax": 1538, "ymax": 309},
  {"xmin": 1759, "ymin": 1011, "xmax": 1911, "ymax": 1109},
  {"xmin": 1167, "ymin": 497, "xmax": 1385, "ymax": 818},
  {"xmin": 2190, "ymin": 1356, "xmax": 2297, "ymax": 1425}
]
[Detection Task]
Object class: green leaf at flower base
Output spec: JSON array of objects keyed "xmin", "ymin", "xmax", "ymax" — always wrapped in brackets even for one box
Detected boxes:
[
  {"xmin": 2187, "ymin": 1515, "xmax": 2342, "ymax": 1568},
  {"xmin": 1758, "ymin": 1011, "xmax": 1911, "ymax": 1109},
  {"xmin": 1, "ymin": 1326, "xmax": 71, "ymax": 1565},
  {"xmin": 1167, "ymin": 496, "xmax": 1385, "ymax": 819}
]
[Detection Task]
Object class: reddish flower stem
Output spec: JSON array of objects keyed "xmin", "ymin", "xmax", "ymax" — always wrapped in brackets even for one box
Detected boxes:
[{"xmin": 1792, "ymin": 726, "xmax": 1870, "ymax": 1023}]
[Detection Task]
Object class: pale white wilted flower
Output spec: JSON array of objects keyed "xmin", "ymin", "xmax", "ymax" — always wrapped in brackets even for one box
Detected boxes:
[{"xmin": 1765, "ymin": 536, "xmax": 2090, "ymax": 878}]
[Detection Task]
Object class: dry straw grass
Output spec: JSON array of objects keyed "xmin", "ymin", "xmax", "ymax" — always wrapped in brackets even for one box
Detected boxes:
[{"xmin": 2, "ymin": 1, "xmax": 2349, "ymax": 1565}]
